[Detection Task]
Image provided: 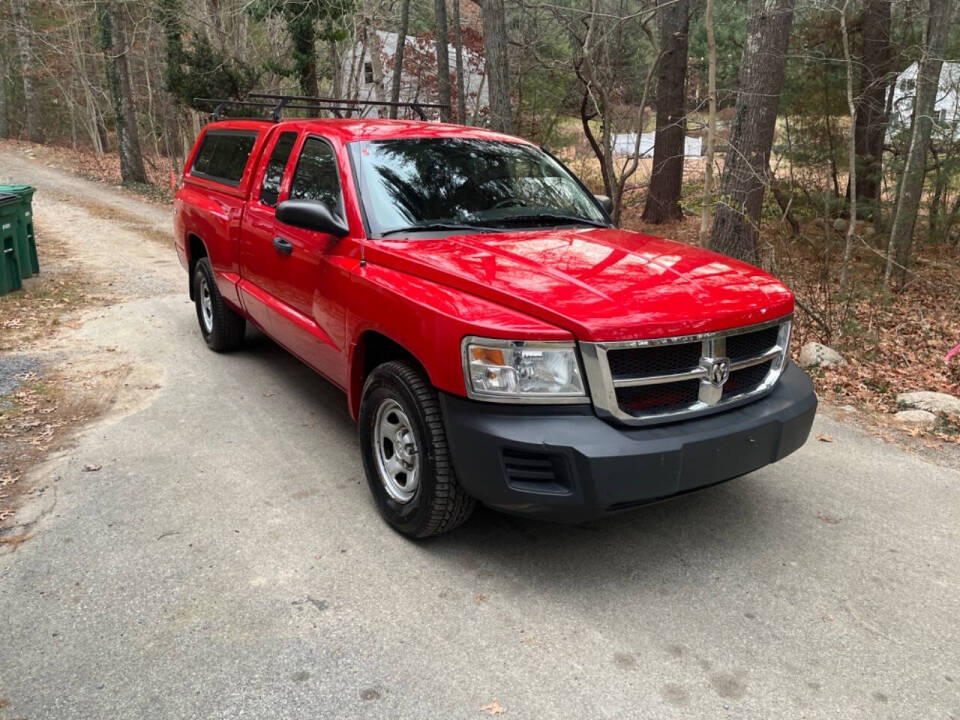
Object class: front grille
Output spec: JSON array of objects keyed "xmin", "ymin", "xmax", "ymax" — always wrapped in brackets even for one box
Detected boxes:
[
  {"xmin": 580, "ymin": 317, "xmax": 791, "ymax": 425},
  {"xmin": 722, "ymin": 359, "xmax": 773, "ymax": 400},
  {"xmin": 616, "ymin": 380, "xmax": 701, "ymax": 416},
  {"xmin": 607, "ymin": 342, "xmax": 702, "ymax": 379},
  {"xmin": 727, "ymin": 325, "xmax": 780, "ymax": 363}
]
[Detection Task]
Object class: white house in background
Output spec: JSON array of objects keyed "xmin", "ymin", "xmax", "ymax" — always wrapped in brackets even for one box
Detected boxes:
[
  {"xmin": 612, "ymin": 132, "xmax": 703, "ymax": 158},
  {"xmin": 340, "ymin": 31, "xmax": 488, "ymax": 120},
  {"xmin": 890, "ymin": 60, "xmax": 960, "ymax": 135}
]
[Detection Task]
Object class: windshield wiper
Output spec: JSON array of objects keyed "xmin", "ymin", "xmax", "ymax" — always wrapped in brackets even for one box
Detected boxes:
[
  {"xmin": 380, "ymin": 222, "xmax": 498, "ymax": 237},
  {"xmin": 489, "ymin": 212, "xmax": 609, "ymax": 229}
]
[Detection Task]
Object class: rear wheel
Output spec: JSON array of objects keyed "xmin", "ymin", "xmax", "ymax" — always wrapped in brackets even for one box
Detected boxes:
[
  {"xmin": 192, "ymin": 257, "xmax": 245, "ymax": 352},
  {"xmin": 359, "ymin": 360, "xmax": 475, "ymax": 537}
]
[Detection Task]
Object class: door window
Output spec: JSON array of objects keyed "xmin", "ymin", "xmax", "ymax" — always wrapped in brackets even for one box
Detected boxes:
[
  {"xmin": 260, "ymin": 132, "xmax": 298, "ymax": 207},
  {"xmin": 289, "ymin": 137, "xmax": 343, "ymax": 216}
]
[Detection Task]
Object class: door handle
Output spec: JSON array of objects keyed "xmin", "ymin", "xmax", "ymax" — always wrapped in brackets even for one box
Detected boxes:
[{"xmin": 273, "ymin": 236, "xmax": 293, "ymax": 255}]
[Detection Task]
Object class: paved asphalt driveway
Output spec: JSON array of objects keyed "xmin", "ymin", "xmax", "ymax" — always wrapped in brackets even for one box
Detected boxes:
[{"xmin": 0, "ymin": 150, "xmax": 958, "ymax": 719}]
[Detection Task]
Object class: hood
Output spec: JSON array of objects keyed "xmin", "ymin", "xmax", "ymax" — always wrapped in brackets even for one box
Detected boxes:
[{"xmin": 364, "ymin": 227, "xmax": 794, "ymax": 342}]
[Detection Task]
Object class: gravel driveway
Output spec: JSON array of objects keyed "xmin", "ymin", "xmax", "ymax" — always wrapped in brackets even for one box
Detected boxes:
[{"xmin": 0, "ymin": 147, "xmax": 957, "ymax": 719}]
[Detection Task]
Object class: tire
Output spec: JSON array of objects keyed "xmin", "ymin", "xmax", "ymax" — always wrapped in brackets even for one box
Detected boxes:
[
  {"xmin": 192, "ymin": 257, "xmax": 245, "ymax": 352},
  {"xmin": 359, "ymin": 360, "xmax": 475, "ymax": 537}
]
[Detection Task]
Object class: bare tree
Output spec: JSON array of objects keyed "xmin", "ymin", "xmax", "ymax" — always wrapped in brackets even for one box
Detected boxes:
[
  {"xmin": 642, "ymin": 0, "xmax": 689, "ymax": 224},
  {"xmin": 472, "ymin": 0, "xmax": 513, "ymax": 133},
  {"xmin": 434, "ymin": 0, "xmax": 453, "ymax": 121},
  {"xmin": 883, "ymin": 0, "xmax": 954, "ymax": 289},
  {"xmin": 698, "ymin": 0, "xmax": 717, "ymax": 244},
  {"xmin": 0, "ymin": 36, "xmax": 8, "ymax": 139},
  {"xmin": 362, "ymin": 0, "xmax": 386, "ymax": 104},
  {"xmin": 388, "ymin": 0, "xmax": 410, "ymax": 117},
  {"xmin": 10, "ymin": 0, "xmax": 43, "ymax": 142},
  {"xmin": 452, "ymin": 0, "xmax": 467, "ymax": 123},
  {"xmin": 839, "ymin": 0, "xmax": 856, "ymax": 293},
  {"xmin": 709, "ymin": 0, "xmax": 795, "ymax": 266},
  {"xmin": 98, "ymin": 0, "xmax": 147, "ymax": 184},
  {"xmin": 568, "ymin": 0, "xmax": 659, "ymax": 224},
  {"xmin": 853, "ymin": 0, "xmax": 892, "ymax": 210}
]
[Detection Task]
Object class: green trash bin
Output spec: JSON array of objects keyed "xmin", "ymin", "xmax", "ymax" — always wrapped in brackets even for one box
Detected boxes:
[
  {"xmin": 0, "ymin": 193, "xmax": 22, "ymax": 295},
  {"xmin": 0, "ymin": 185, "xmax": 38, "ymax": 277}
]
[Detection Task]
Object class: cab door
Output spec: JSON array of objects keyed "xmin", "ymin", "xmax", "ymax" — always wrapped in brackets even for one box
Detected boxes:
[
  {"xmin": 238, "ymin": 129, "xmax": 299, "ymax": 334},
  {"xmin": 264, "ymin": 135, "xmax": 349, "ymax": 386}
]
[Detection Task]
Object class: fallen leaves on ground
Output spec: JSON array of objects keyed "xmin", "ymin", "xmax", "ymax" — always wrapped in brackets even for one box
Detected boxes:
[
  {"xmin": 480, "ymin": 700, "xmax": 505, "ymax": 716},
  {"xmin": 816, "ymin": 434, "xmax": 834, "ymax": 442},
  {"xmin": 82, "ymin": 464, "xmax": 102, "ymax": 472}
]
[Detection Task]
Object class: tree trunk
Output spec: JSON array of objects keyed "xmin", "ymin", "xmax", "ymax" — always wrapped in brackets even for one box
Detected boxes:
[
  {"xmin": 389, "ymin": 0, "xmax": 410, "ymax": 117},
  {"xmin": 709, "ymin": 0, "xmax": 795, "ymax": 265},
  {"xmin": 853, "ymin": 0, "xmax": 891, "ymax": 211},
  {"xmin": 433, "ymin": 0, "xmax": 452, "ymax": 121},
  {"xmin": 883, "ymin": 0, "xmax": 953, "ymax": 289},
  {"xmin": 476, "ymin": 0, "xmax": 512, "ymax": 133},
  {"xmin": 98, "ymin": 0, "xmax": 147, "ymax": 185},
  {"xmin": 10, "ymin": 0, "xmax": 43, "ymax": 143},
  {"xmin": 290, "ymin": 13, "xmax": 319, "ymax": 96},
  {"xmin": 0, "ymin": 47, "xmax": 8, "ymax": 139},
  {"xmin": 642, "ymin": 0, "xmax": 689, "ymax": 224},
  {"xmin": 839, "ymin": 0, "xmax": 857, "ymax": 294},
  {"xmin": 329, "ymin": 38, "xmax": 343, "ymax": 98},
  {"xmin": 452, "ymin": 0, "xmax": 467, "ymax": 123},
  {"xmin": 362, "ymin": 0, "xmax": 386, "ymax": 107},
  {"xmin": 698, "ymin": 0, "xmax": 717, "ymax": 244}
]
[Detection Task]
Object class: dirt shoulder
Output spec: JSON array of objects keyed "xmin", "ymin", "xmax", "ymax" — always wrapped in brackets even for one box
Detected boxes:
[{"xmin": 0, "ymin": 144, "xmax": 177, "ymax": 549}]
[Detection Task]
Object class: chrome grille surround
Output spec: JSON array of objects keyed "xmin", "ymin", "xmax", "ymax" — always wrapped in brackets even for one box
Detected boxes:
[{"xmin": 579, "ymin": 316, "xmax": 793, "ymax": 426}]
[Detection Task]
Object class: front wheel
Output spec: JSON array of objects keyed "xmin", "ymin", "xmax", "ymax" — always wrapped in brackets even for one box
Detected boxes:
[
  {"xmin": 359, "ymin": 360, "xmax": 475, "ymax": 537},
  {"xmin": 192, "ymin": 257, "xmax": 245, "ymax": 352}
]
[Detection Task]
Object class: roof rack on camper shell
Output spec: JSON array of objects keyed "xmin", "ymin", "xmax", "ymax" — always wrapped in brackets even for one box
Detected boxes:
[{"xmin": 193, "ymin": 93, "xmax": 450, "ymax": 123}]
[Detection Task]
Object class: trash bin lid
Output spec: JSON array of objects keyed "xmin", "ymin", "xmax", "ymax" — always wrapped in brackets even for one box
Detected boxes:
[{"xmin": 0, "ymin": 185, "xmax": 34, "ymax": 195}]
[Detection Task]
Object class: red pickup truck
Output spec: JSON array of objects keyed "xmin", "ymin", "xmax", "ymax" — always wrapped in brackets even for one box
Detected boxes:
[{"xmin": 173, "ymin": 108, "xmax": 816, "ymax": 537}]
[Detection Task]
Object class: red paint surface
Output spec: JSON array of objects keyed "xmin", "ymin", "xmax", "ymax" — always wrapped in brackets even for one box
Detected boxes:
[{"xmin": 174, "ymin": 118, "xmax": 795, "ymax": 417}]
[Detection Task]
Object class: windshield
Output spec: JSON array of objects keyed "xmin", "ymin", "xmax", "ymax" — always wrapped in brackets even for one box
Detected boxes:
[{"xmin": 350, "ymin": 138, "xmax": 609, "ymax": 236}]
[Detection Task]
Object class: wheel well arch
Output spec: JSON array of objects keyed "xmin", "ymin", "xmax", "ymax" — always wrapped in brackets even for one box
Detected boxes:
[
  {"xmin": 187, "ymin": 234, "xmax": 207, "ymax": 300},
  {"xmin": 349, "ymin": 330, "xmax": 429, "ymax": 419}
]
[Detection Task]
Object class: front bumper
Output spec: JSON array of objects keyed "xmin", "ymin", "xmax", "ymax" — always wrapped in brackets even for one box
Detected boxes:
[{"xmin": 440, "ymin": 362, "xmax": 817, "ymax": 522}]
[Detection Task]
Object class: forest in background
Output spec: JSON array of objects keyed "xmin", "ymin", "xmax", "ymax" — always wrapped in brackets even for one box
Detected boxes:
[{"xmin": 2, "ymin": 0, "xmax": 960, "ymax": 429}]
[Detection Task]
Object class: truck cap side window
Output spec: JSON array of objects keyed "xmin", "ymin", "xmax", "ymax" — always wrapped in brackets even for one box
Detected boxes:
[
  {"xmin": 191, "ymin": 130, "xmax": 257, "ymax": 187},
  {"xmin": 260, "ymin": 132, "xmax": 298, "ymax": 207},
  {"xmin": 289, "ymin": 137, "xmax": 343, "ymax": 217}
]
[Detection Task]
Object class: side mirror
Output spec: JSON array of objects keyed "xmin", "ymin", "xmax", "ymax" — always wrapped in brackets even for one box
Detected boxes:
[
  {"xmin": 594, "ymin": 194, "xmax": 613, "ymax": 215},
  {"xmin": 276, "ymin": 199, "xmax": 349, "ymax": 237}
]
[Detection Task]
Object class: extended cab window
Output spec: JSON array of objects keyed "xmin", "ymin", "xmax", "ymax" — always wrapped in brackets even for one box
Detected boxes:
[
  {"xmin": 260, "ymin": 132, "xmax": 297, "ymax": 207},
  {"xmin": 289, "ymin": 137, "xmax": 342, "ymax": 215},
  {"xmin": 191, "ymin": 131, "xmax": 257, "ymax": 186}
]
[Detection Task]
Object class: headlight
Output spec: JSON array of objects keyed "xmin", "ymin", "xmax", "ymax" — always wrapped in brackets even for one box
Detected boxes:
[{"xmin": 462, "ymin": 337, "xmax": 588, "ymax": 403}]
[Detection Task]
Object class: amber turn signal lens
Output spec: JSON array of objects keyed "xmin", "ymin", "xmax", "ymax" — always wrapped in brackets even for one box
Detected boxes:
[{"xmin": 470, "ymin": 347, "xmax": 505, "ymax": 365}]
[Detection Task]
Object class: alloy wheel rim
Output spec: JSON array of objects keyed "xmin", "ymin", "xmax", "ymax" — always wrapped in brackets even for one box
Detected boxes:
[
  {"xmin": 199, "ymin": 276, "xmax": 214, "ymax": 333},
  {"xmin": 373, "ymin": 398, "xmax": 420, "ymax": 504}
]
